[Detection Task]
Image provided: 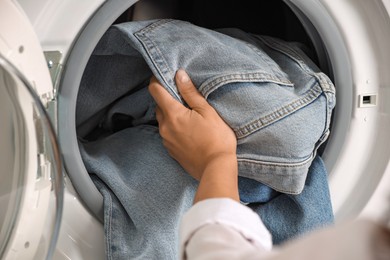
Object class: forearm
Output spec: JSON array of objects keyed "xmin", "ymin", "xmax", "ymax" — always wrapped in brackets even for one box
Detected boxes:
[{"xmin": 194, "ymin": 155, "xmax": 239, "ymax": 203}]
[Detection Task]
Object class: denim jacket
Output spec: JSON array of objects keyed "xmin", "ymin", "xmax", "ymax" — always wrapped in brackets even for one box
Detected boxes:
[{"xmin": 79, "ymin": 19, "xmax": 335, "ymax": 195}]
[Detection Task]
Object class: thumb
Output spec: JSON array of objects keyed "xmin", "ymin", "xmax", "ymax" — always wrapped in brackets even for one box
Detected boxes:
[{"xmin": 175, "ymin": 69, "xmax": 208, "ymax": 110}]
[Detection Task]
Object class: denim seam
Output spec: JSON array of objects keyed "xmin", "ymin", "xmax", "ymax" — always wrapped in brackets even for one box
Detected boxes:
[
  {"xmin": 105, "ymin": 189, "xmax": 113, "ymax": 260},
  {"xmin": 199, "ymin": 72, "xmax": 294, "ymax": 99},
  {"xmin": 235, "ymin": 83, "xmax": 323, "ymax": 139},
  {"xmin": 313, "ymin": 73, "xmax": 335, "ymax": 93},
  {"xmin": 137, "ymin": 19, "xmax": 175, "ymax": 33},
  {"xmin": 255, "ymin": 35, "xmax": 336, "ymax": 95},
  {"xmin": 134, "ymin": 19, "xmax": 180, "ymax": 100},
  {"xmin": 248, "ymin": 182, "xmax": 302, "ymax": 195},
  {"xmin": 237, "ymin": 155, "xmax": 310, "ymax": 194},
  {"xmin": 237, "ymin": 154, "xmax": 313, "ymax": 167},
  {"xmin": 241, "ymin": 40, "xmax": 292, "ymax": 81},
  {"xmin": 253, "ymin": 35, "xmax": 335, "ymax": 138},
  {"xmin": 237, "ymin": 158, "xmax": 312, "ymax": 194},
  {"xmin": 314, "ymin": 74, "xmax": 336, "ymax": 135},
  {"xmin": 256, "ymin": 36, "xmax": 316, "ymax": 76}
]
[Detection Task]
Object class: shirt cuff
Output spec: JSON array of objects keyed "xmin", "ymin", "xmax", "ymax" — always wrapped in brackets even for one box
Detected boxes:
[{"xmin": 179, "ymin": 198, "xmax": 272, "ymax": 258}]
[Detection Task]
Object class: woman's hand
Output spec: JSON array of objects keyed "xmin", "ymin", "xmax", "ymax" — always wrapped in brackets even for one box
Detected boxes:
[{"xmin": 148, "ymin": 70, "xmax": 237, "ymax": 182}]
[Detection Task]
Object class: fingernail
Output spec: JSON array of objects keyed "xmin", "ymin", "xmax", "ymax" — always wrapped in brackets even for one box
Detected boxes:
[{"xmin": 177, "ymin": 69, "xmax": 190, "ymax": 84}]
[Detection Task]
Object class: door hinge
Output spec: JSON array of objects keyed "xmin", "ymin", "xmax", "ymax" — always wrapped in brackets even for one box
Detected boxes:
[
  {"xmin": 44, "ymin": 51, "xmax": 63, "ymax": 132},
  {"xmin": 44, "ymin": 51, "xmax": 63, "ymax": 98}
]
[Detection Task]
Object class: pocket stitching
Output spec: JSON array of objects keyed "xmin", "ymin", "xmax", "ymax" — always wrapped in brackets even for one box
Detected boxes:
[
  {"xmin": 235, "ymin": 83, "xmax": 324, "ymax": 139},
  {"xmin": 199, "ymin": 72, "xmax": 294, "ymax": 99}
]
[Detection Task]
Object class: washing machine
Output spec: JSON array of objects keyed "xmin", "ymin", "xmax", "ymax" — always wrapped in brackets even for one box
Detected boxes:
[{"xmin": 1, "ymin": 0, "xmax": 389, "ymax": 259}]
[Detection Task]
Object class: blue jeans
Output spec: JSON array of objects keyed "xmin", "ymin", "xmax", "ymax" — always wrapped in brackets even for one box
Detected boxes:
[
  {"xmin": 78, "ymin": 19, "xmax": 335, "ymax": 195},
  {"xmin": 78, "ymin": 19, "xmax": 334, "ymax": 259},
  {"xmin": 80, "ymin": 126, "xmax": 333, "ymax": 258},
  {"xmin": 80, "ymin": 126, "xmax": 197, "ymax": 259},
  {"xmin": 248, "ymin": 156, "xmax": 334, "ymax": 244}
]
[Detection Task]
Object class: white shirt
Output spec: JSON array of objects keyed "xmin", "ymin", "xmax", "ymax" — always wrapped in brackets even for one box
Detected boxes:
[
  {"xmin": 179, "ymin": 198, "xmax": 390, "ymax": 260},
  {"xmin": 179, "ymin": 198, "xmax": 272, "ymax": 260}
]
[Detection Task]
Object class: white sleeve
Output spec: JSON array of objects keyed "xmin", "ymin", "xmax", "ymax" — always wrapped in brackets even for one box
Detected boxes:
[{"xmin": 179, "ymin": 198, "xmax": 273, "ymax": 260}]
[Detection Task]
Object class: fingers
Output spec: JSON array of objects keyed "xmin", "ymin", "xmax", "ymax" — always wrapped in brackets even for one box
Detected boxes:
[
  {"xmin": 148, "ymin": 70, "xmax": 209, "ymax": 115},
  {"xmin": 175, "ymin": 69, "xmax": 208, "ymax": 110},
  {"xmin": 148, "ymin": 76, "xmax": 179, "ymax": 113}
]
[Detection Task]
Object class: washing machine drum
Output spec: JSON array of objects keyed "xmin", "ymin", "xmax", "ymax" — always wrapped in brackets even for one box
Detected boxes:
[
  {"xmin": 59, "ymin": 0, "xmax": 390, "ymax": 230},
  {"xmin": 60, "ymin": 0, "xmax": 338, "ymax": 221}
]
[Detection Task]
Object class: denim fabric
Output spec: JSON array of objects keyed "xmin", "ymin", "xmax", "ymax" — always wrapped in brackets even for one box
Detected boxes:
[
  {"xmin": 77, "ymin": 19, "xmax": 335, "ymax": 259},
  {"xmin": 80, "ymin": 126, "xmax": 198, "ymax": 259},
  {"xmin": 78, "ymin": 19, "xmax": 335, "ymax": 195},
  {"xmin": 239, "ymin": 177, "xmax": 280, "ymax": 204},
  {"xmin": 80, "ymin": 126, "xmax": 333, "ymax": 258},
  {"xmin": 251, "ymin": 156, "xmax": 334, "ymax": 245},
  {"xmin": 80, "ymin": 126, "xmax": 332, "ymax": 259}
]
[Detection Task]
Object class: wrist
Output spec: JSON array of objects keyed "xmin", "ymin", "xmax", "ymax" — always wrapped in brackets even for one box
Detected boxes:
[
  {"xmin": 202, "ymin": 153, "xmax": 237, "ymax": 174},
  {"xmin": 194, "ymin": 155, "xmax": 239, "ymax": 203}
]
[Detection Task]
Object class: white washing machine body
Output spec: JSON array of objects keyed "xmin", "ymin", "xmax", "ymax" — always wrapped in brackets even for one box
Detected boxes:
[
  {"xmin": 0, "ymin": 0, "xmax": 389, "ymax": 259},
  {"xmin": 0, "ymin": 1, "xmax": 105, "ymax": 259}
]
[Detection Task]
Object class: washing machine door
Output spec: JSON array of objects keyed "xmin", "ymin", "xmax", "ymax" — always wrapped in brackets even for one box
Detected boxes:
[{"xmin": 0, "ymin": 1, "xmax": 64, "ymax": 260}]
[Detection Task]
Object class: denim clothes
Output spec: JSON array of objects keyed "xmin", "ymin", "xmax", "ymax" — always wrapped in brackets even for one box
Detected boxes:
[
  {"xmin": 77, "ymin": 19, "xmax": 335, "ymax": 259},
  {"xmin": 80, "ymin": 128, "xmax": 333, "ymax": 258},
  {"xmin": 78, "ymin": 19, "xmax": 335, "ymax": 195},
  {"xmin": 80, "ymin": 126, "xmax": 198, "ymax": 259}
]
